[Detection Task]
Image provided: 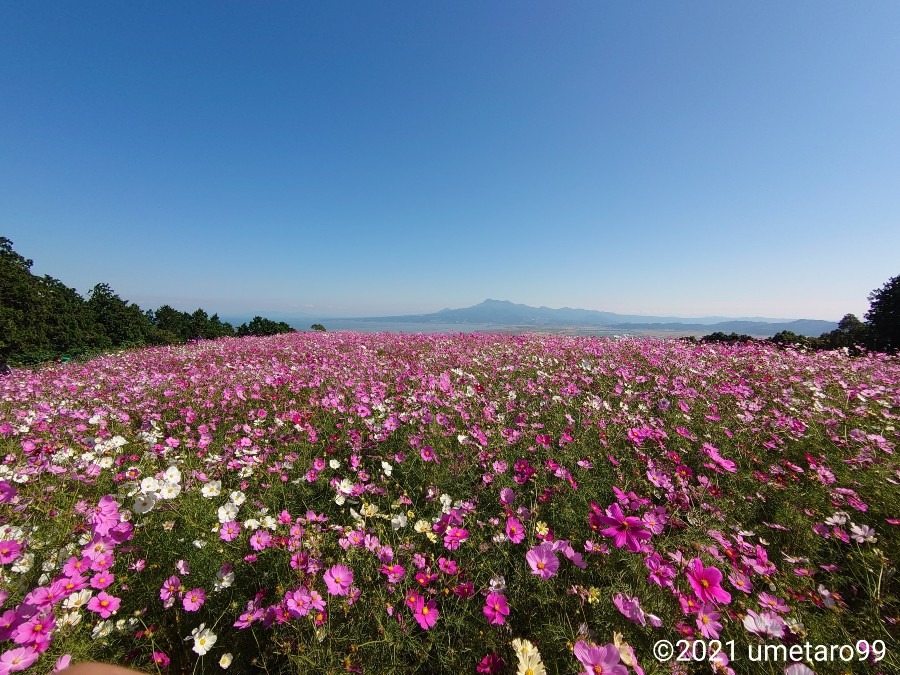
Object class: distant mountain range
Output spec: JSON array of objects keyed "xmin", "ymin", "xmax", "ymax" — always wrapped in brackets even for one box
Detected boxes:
[{"xmin": 343, "ymin": 299, "xmax": 837, "ymax": 337}]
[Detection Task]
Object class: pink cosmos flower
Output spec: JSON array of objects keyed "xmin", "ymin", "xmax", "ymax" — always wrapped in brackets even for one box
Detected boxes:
[
  {"xmin": 686, "ymin": 558, "xmax": 731, "ymax": 605},
  {"xmin": 324, "ymin": 565, "xmax": 353, "ymax": 596},
  {"xmin": 53, "ymin": 654, "xmax": 72, "ymax": 673},
  {"xmin": 413, "ymin": 595, "xmax": 438, "ymax": 630},
  {"xmin": 0, "ymin": 646, "xmax": 39, "ymax": 672},
  {"xmin": 728, "ymin": 571, "xmax": 753, "ymax": 594},
  {"xmin": 743, "ymin": 609, "xmax": 785, "ymax": 638},
  {"xmin": 438, "ymin": 557, "xmax": 458, "ymax": 575},
  {"xmin": 505, "ymin": 517, "xmax": 525, "ymax": 544},
  {"xmin": 89, "ymin": 552, "xmax": 114, "ymax": 572},
  {"xmin": 160, "ymin": 575, "xmax": 181, "ymax": 600},
  {"xmin": 482, "ymin": 592, "xmax": 509, "ymax": 626},
  {"xmin": 420, "ymin": 446, "xmax": 439, "ymax": 463},
  {"xmin": 380, "ymin": 564, "xmax": 406, "ymax": 584},
  {"xmin": 696, "ymin": 605, "xmax": 722, "ymax": 639},
  {"xmin": 758, "ymin": 592, "xmax": 790, "ymax": 613},
  {"xmin": 11, "ymin": 613, "xmax": 55, "ymax": 647},
  {"xmin": 90, "ymin": 572, "xmax": 114, "ymax": 590},
  {"xmin": 0, "ymin": 541, "xmax": 22, "ymax": 565},
  {"xmin": 183, "ymin": 588, "xmax": 206, "ymax": 612},
  {"xmin": 526, "ymin": 543, "xmax": 559, "ymax": 580},
  {"xmin": 590, "ymin": 503, "xmax": 651, "ymax": 552},
  {"xmin": 573, "ymin": 641, "xmax": 628, "ymax": 675},
  {"xmin": 220, "ymin": 520, "xmax": 241, "ymax": 542},
  {"xmin": 443, "ymin": 527, "xmax": 468, "ymax": 550},
  {"xmin": 87, "ymin": 591, "xmax": 121, "ymax": 618},
  {"xmin": 249, "ymin": 530, "xmax": 272, "ymax": 551},
  {"xmin": 62, "ymin": 557, "xmax": 87, "ymax": 577},
  {"xmin": 285, "ymin": 588, "xmax": 312, "ymax": 617},
  {"xmin": 151, "ymin": 652, "xmax": 171, "ymax": 667},
  {"xmin": 476, "ymin": 653, "xmax": 506, "ymax": 673},
  {"xmin": 90, "ymin": 496, "xmax": 120, "ymax": 536}
]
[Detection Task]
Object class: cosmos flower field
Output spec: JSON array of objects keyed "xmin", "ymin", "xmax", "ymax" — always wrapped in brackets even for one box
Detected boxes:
[{"xmin": 0, "ymin": 332, "xmax": 897, "ymax": 674}]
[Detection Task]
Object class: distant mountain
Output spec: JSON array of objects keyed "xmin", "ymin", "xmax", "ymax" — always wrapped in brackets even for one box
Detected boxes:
[{"xmin": 348, "ymin": 299, "xmax": 837, "ymax": 337}]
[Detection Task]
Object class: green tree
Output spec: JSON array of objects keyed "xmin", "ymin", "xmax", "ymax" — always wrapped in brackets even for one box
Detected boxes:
[
  {"xmin": 310, "ymin": 323, "xmax": 327, "ymax": 332},
  {"xmin": 701, "ymin": 331, "xmax": 755, "ymax": 345},
  {"xmin": 821, "ymin": 313, "xmax": 870, "ymax": 353},
  {"xmin": 151, "ymin": 305, "xmax": 192, "ymax": 341},
  {"xmin": 208, "ymin": 314, "xmax": 235, "ymax": 338},
  {"xmin": 0, "ymin": 237, "xmax": 44, "ymax": 364},
  {"xmin": 87, "ymin": 283, "xmax": 153, "ymax": 347},
  {"xmin": 36, "ymin": 275, "xmax": 106, "ymax": 356},
  {"xmin": 237, "ymin": 316, "xmax": 295, "ymax": 337},
  {"xmin": 865, "ymin": 274, "xmax": 900, "ymax": 353}
]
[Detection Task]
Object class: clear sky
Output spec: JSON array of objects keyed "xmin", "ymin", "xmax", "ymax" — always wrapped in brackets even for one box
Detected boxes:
[{"xmin": 2, "ymin": 2, "xmax": 898, "ymax": 320}]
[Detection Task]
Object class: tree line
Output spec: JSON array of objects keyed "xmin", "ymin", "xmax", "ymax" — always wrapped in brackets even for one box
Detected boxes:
[
  {"xmin": 694, "ymin": 275, "xmax": 899, "ymax": 355},
  {"xmin": 1, "ymin": 237, "xmax": 297, "ymax": 366}
]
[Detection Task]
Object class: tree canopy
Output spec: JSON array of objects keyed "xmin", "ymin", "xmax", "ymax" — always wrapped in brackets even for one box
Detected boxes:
[
  {"xmin": 0, "ymin": 238, "xmax": 294, "ymax": 365},
  {"xmin": 865, "ymin": 275, "xmax": 900, "ymax": 353}
]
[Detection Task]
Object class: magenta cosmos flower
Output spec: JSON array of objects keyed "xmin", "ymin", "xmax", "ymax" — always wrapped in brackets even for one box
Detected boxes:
[
  {"xmin": 87, "ymin": 591, "xmax": 121, "ymax": 618},
  {"xmin": 323, "ymin": 565, "xmax": 354, "ymax": 596},
  {"xmin": 590, "ymin": 503, "xmax": 651, "ymax": 552},
  {"xmin": 686, "ymin": 558, "xmax": 732, "ymax": 605},
  {"xmin": 525, "ymin": 543, "xmax": 559, "ymax": 580},
  {"xmin": 413, "ymin": 595, "xmax": 438, "ymax": 630},
  {"xmin": 183, "ymin": 588, "xmax": 206, "ymax": 612},
  {"xmin": 0, "ymin": 646, "xmax": 39, "ymax": 672},
  {"xmin": 505, "ymin": 517, "xmax": 525, "ymax": 544},
  {"xmin": 573, "ymin": 641, "xmax": 628, "ymax": 675},
  {"xmin": 482, "ymin": 592, "xmax": 510, "ymax": 626}
]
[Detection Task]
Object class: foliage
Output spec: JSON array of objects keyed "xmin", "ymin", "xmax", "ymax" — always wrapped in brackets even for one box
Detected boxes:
[
  {"xmin": 700, "ymin": 332, "xmax": 755, "ymax": 344},
  {"xmin": 311, "ymin": 323, "xmax": 327, "ymax": 332},
  {"xmin": 0, "ymin": 238, "xmax": 291, "ymax": 366},
  {"xmin": 236, "ymin": 316, "xmax": 295, "ymax": 337},
  {"xmin": 866, "ymin": 275, "xmax": 900, "ymax": 354}
]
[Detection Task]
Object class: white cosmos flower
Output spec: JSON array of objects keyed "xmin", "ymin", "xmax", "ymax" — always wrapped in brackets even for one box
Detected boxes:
[
  {"xmin": 59, "ymin": 611, "xmax": 82, "ymax": 627},
  {"xmin": 391, "ymin": 513, "xmax": 407, "ymax": 530},
  {"xmin": 191, "ymin": 624, "xmax": 217, "ymax": 655},
  {"xmin": 164, "ymin": 466, "xmax": 182, "ymax": 484},
  {"xmin": 11, "ymin": 553, "xmax": 33, "ymax": 574},
  {"xmin": 334, "ymin": 494, "xmax": 346, "ymax": 506},
  {"xmin": 229, "ymin": 490, "xmax": 246, "ymax": 506},
  {"xmin": 64, "ymin": 589, "xmax": 93, "ymax": 610},
  {"xmin": 337, "ymin": 478, "xmax": 354, "ymax": 495},
  {"xmin": 329, "ymin": 459, "xmax": 341, "ymax": 470},
  {"xmin": 214, "ymin": 568, "xmax": 235, "ymax": 591},
  {"xmin": 97, "ymin": 457, "xmax": 114, "ymax": 469},
  {"xmin": 140, "ymin": 477, "xmax": 161, "ymax": 494},
  {"xmin": 218, "ymin": 503, "xmax": 239, "ymax": 523},
  {"xmin": 219, "ymin": 653, "xmax": 233, "ymax": 669},
  {"xmin": 381, "ymin": 461, "xmax": 393, "ymax": 477},
  {"xmin": 850, "ymin": 524, "xmax": 877, "ymax": 543},
  {"xmin": 133, "ymin": 494, "xmax": 157, "ymax": 515},
  {"xmin": 201, "ymin": 480, "xmax": 222, "ymax": 498},
  {"xmin": 243, "ymin": 519, "xmax": 261, "ymax": 531},
  {"xmin": 261, "ymin": 515, "xmax": 277, "ymax": 530},
  {"xmin": 159, "ymin": 482, "xmax": 182, "ymax": 500},
  {"xmin": 92, "ymin": 620, "xmax": 113, "ymax": 639}
]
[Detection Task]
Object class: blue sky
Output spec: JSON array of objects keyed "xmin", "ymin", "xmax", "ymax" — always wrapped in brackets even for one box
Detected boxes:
[{"xmin": 2, "ymin": 2, "xmax": 898, "ymax": 320}]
